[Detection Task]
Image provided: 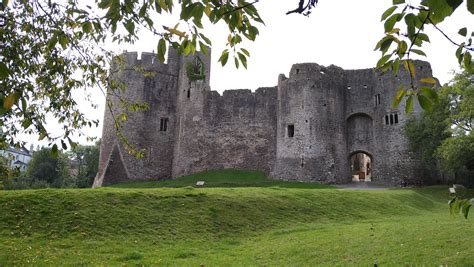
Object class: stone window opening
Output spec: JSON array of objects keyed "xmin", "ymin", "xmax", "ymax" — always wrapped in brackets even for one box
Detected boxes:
[
  {"xmin": 187, "ymin": 88, "xmax": 191, "ymax": 99},
  {"xmin": 374, "ymin": 94, "xmax": 381, "ymax": 106},
  {"xmin": 347, "ymin": 85, "xmax": 351, "ymax": 90},
  {"xmin": 300, "ymin": 156, "xmax": 305, "ymax": 167},
  {"xmin": 363, "ymin": 84, "xmax": 368, "ymax": 89},
  {"xmin": 160, "ymin": 118, "xmax": 169, "ymax": 132},
  {"xmin": 287, "ymin": 124, "xmax": 295, "ymax": 138},
  {"xmin": 296, "ymin": 68, "xmax": 300, "ymax": 74},
  {"xmin": 385, "ymin": 113, "xmax": 399, "ymax": 125}
]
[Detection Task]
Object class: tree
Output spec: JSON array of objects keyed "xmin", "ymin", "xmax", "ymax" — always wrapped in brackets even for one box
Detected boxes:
[
  {"xmin": 26, "ymin": 147, "xmax": 71, "ymax": 188},
  {"xmin": 69, "ymin": 141, "xmax": 100, "ymax": 188},
  {"xmin": 404, "ymin": 87, "xmax": 451, "ymax": 170},
  {"xmin": 0, "ymin": 0, "xmax": 264, "ymax": 155},
  {"xmin": 436, "ymin": 71, "xmax": 474, "ymax": 173},
  {"xmin": 374, "ymin": 0, "xmax": 474, "ymax": 111},
  {"xmin": 404, "ymin": 70, "xmax": 474, "ymax": 218}
]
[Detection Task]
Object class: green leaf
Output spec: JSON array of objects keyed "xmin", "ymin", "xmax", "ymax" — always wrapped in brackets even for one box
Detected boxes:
[
  {"xmin": 393, "ymin": 58, "xmax": 400, "ymax": 74},
  {"xmin": 61, "ymin": 139, "xmax": 67, "ymax": 150},
  {"xmin": 22, "ymin": 118, "xmax": 32, "ymax": 129},
  {"xmin": 237, "ymin": 52, "xmax": 247, "ymax": 69},
  {"xmin": 47, "ymin": 36, "xmax": 57, "ymax": 51},
  {"xmin": 456, "ymin": 44, "xmax": 464, "ymax": 64},
  {"xmin": 403, "ymin": 60, "xmax": 416, "ymax": 78},
  {"xmin": 157, "ymin": 38, "xmax": 166, "ymax": 63},
  {"xmin": 464, "ymin": 52, "xmax": 472, "ymax": 71},
  {"xmin": 124, "ymin": 20, "xmax": 135, "ymax": 35},
  {"xmin": 462, "ymin": 201, "xmax": 471, "ymax": 219},
  {"xmin": 417, "ymin": 94, "xmax": 432, "ymax": 111},
  {"xmin": 199, "ymin": 41, "xmax": 208, "ymax": 55},
  {"xmin": 199, "ymin": 33, "xmax": 212, "ymax": 45},
  {"xmin": 380, "ymin": 38, "xmax": 394, "ymax": 54},
  {"xmin": 381, "ymin": 6, "xmax": 397, "ymax": 21},
  {"xmin": 0, "ymin": 62, "xmax": 9, "ymax": 79},
  {"xmin": 397, "ymin": 40, "xmax": 408, "ymax": 57},
  {"xmin": 3, "ymin": 92, "xmax": 19, "ymax": 110},
  {"xmin": 392, "ymin": 86, "xmax": 406, "ymax": 108},
  {"xmin": 51, "ymin": 144, "xmax": 59, "ymax": 158},
  {"xmin": 98, "ymin": 0, "xmax": 112, "ymax": 9},
  {"xmin": 468, "ymin": 0, "xmax": 474, "ymax": 14},
  {"xmin": 218, "ymin": 50, "xmax": 229, "ymax": 66},
  {"xmin": 139, "ymin": 3, "xmax": 147, "ymax": 17},
  {"xmin": 405, "ymin": 13, "xmax": 416, "ymax": 38},
  {"xmin": 393, "ymin": 0, "xmax": 405, "ymax": 4},
  {"xmin": 82, "ymin": 21, "xmax": 92, "ymax": 34},
  {"xmin": 234, "ymin": 57, "xmax": 240, "ymax": 69},
  {"xmin": 419, "ymin": 77, "xmax": 437, "ymax": 85},
  {"xmin": 59, "ymin": 35, "xmax": 68, "ymax": 50},
  {"xmin": 384, "ymin": 14, "xmax": 399, "ymax": 33},
  {"xmin": 377, "ymin": 55, "xmax": 392, "ymax": 68},
  {"xmin": 406, "ymin": 95, "xmax": 414, "ymax": 113},
  {"xmin": 417, "ymin": 33, "xmax": 430, "ymax": 43},
  {"xmin": 420, "ymin": 86, "xmax": 439, "ymax": 103},
  {"xmin": 421, "ymin": 0, "xmax": 462, "ymax": 24},
  {"xmin": 458, "ymin": 27, "xmax": 468, "ymax": 37},
  {"xmin": 241, "ymin": 48, "xmax": 250, "ymax": 57},
  {"xmin": 449, "ymin": 197, "xmax": 457, "ymax": 215},
  {"xmin": 181, "ymin": 3, "xmax": 196, "ymax": 21},
  {"xmin": 411, "ymin": 49, "xmax": 427, "ymax": 56}
]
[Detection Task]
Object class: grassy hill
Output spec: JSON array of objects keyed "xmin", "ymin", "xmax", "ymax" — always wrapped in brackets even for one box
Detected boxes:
[
  {"xmin": 110, "ymin": 169, "xmax": 334, "ymax": 188},
  {"xmin": 0, "ymin": 170, "xmax": 473, "ymax": 265}
]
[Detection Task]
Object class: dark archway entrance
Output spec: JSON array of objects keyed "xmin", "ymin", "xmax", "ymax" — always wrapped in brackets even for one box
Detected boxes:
[{"xmin": 349, "ymin": 151, "xmax": 372, "ymax": 182}]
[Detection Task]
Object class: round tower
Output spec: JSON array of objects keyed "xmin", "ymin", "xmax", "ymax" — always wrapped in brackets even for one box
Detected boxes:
[
  {"xmin": 94, "ymin": 48, "xmax": 181, "ymax": 187},
  {"xmin": 271, "ymin": 63, "xmax": 349, "ymax": 183}
]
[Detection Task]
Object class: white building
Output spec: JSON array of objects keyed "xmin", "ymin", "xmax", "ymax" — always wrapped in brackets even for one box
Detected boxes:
[{"xmin": 0, "ymin": 146, "xmax": 33, "ymax": 172}]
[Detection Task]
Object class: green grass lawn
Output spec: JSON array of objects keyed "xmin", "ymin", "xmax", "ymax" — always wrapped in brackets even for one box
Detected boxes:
[
  {"xmin": 110, "ymin": 169, "xmax": 334, "ymax": 188},
  {"xmin": 0, "ymin": 170, "xmax": 473, "ymax": 265}
]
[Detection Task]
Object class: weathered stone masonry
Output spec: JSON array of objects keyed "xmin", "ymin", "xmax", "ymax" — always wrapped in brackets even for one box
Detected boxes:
[{"xmin": 93, "ymin": 47, "xmax": 435, "ymax": 187}]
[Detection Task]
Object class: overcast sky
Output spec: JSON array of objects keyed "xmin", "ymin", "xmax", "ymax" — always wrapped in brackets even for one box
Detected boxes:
[{"xmin": 27, "ymin": 0, "xmax": 474, "ymax": 146}]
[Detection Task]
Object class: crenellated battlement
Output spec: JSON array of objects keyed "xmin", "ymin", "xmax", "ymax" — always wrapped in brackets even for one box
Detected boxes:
[{"xmin": 116, "ymin": 46, "xmax": 182, "ymax": 74}]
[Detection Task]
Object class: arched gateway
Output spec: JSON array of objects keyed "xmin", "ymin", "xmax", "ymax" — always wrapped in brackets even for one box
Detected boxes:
[{"xmin": 346, "ymin": 113, "xmax": 375, "ymax": 182}]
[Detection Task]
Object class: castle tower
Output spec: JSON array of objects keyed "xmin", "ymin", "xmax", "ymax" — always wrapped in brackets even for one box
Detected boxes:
[
  {"xmin": 172, "ymin": 50, "xmax": 212, "ymax": 178},
  {"xmin": 271, "ymin": 63, "xmax": 349, "ymax": 182},
  {"xmin": 94, "ymin": 48, "xmax": 181, "ymax": 187},
  {"xmin": 366, "ymin": 60, "xmax": 433, "ymax": 184}
]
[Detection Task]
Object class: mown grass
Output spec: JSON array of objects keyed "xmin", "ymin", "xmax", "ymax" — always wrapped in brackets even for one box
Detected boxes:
[
  {"xmin": 0, "ymin": 170, "xmax": 473, "ymax": 265},
  {"xmin": 111, "ymin": 169, "xmax": 334, "ymax": 188}
]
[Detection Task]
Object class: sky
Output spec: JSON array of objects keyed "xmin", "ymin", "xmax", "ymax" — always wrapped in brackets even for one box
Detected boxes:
[{"xmin": 25, "ymin": 0, "xmax": 474, "ymax": 146}]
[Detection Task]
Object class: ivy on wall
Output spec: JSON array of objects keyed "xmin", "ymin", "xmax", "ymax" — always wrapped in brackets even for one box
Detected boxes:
[{"xmin": 185, "ymin": 59, "xmax": 205, "ymax": 81}]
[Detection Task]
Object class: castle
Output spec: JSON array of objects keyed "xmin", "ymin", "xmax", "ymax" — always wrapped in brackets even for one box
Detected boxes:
[{"xmin": 93, "ymin": 47, "xmax": 433, "ymax": 187}]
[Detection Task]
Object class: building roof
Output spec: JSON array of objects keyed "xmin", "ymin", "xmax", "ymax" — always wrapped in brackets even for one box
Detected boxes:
[{"xmin": 3, "ymin": 147, "xmax": 32, "ymax": 157}]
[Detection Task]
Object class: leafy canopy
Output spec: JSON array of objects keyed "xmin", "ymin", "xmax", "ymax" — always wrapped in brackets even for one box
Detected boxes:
[
  {"xmin": 0, "ymin": 0, "xmax": 264, "ymax": 153},
  {"xmin": 375, "ymin": 0, "xmax": 474, "ymax": 112}
]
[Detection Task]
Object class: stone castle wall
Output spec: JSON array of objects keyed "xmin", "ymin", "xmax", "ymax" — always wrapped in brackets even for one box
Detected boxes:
[{"xmin": 94, "ymin": 47, "xmax": 435, "ymax": 187}]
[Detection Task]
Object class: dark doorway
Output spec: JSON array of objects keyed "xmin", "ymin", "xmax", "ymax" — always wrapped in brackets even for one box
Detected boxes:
[{"xmin": 349, "ymin": 152, "xmax": 372, "ymax": 182}]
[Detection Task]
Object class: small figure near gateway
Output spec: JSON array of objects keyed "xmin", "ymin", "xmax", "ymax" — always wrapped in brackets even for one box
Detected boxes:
[{"xmin": 93, "ymin": 47, "xmax": 435, "ymax": 187}]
